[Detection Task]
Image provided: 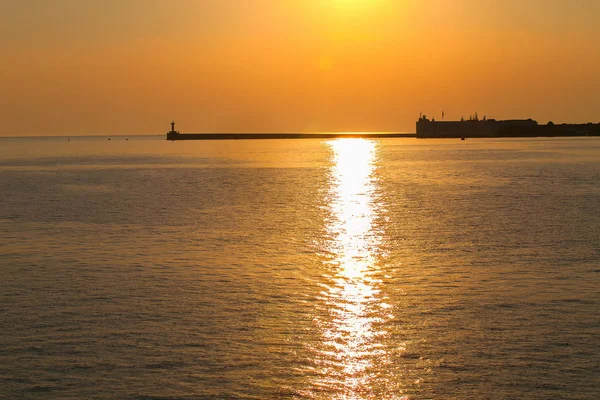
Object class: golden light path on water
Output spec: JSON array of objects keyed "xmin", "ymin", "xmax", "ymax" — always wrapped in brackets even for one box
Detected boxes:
[{"xmin": 308, "ymin": 139, "xmax": 402, "ymax": 399}]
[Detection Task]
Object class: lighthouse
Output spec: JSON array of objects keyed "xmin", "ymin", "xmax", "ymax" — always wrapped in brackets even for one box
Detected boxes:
[{"xmin": 167, "ymin": 121, "xmax": 180, "ymax": 140}]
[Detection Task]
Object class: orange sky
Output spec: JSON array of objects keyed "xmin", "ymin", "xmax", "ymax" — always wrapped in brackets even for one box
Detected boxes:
[{"xmin": 1, "ymin": 0, "xmax": 599, "ymax": 135}]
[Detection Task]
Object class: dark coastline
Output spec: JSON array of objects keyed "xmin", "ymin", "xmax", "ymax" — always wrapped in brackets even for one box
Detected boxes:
[
  {"xmin": 165, "ymin": 131, "xmax": 600, "ymax": 141},
  {"xmin": 166, "ymin": 121, "xmax": 600, "ymax": 141},
  {"xmin": 416, "ymin": 117, "xmax": 600, "ymax": 139}
]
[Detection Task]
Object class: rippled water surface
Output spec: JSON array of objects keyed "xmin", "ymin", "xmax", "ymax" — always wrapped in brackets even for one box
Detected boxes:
[{"xmin": 1, "ymin": 136, "xmax": 599, "ymax": 399}]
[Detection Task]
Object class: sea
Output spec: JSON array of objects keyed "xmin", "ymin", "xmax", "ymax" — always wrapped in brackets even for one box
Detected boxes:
[{"xmin": 1, "ymin": 135, "xmax": 598, "ymax": 399}]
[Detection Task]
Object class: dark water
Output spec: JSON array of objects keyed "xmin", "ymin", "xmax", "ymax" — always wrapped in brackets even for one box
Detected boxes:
[{"xmin": 1, "ymin": 136, "xmax": 599, "ymax": 399}]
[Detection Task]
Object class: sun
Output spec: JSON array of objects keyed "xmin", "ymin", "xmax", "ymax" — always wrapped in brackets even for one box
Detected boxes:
[
  {"xmin": 330, "ymin": 0, "xmax": 386, "ymax": 8},
  {"xmin": 332, "ymin": 0, "xmax": 369, "ymax": 4},
  {"xmin": 331, "ymin": 0, "xmax": 369, "ymax": 9},
  {"xmin": 325, "ymin": 0, "xmax": 392, "ymax": 19}
]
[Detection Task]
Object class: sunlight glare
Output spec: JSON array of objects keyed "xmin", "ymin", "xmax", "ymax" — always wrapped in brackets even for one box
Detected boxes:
[{"xmin": 310, "ymin": 138, "xmax": 393, "ymax": 398}]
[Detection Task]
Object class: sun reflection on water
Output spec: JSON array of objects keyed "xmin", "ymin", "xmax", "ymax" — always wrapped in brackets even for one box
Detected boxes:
[{"xmin": 310, "ymin": 139, "xmax": 395, "ymax": 398}]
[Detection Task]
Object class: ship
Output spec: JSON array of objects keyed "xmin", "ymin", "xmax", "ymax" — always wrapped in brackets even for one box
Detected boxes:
[{"xmin": 417, "ymin": 114, "xmax": 600, "ymax": 138}]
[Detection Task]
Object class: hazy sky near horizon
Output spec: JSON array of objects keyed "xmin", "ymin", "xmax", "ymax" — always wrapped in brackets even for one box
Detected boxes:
[{"xmin": 2, "ymin": 0, "xmax": 599, "ymax": 135}]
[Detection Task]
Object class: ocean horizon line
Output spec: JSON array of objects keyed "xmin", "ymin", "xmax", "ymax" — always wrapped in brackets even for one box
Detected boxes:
[{"xmin": 0, "ymin": 131, "xmax": 417, "ymax": 139}]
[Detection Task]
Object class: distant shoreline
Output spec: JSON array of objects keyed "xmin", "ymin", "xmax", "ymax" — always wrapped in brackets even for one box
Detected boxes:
[
  {"xmin": 166, "ymin": 132, "xmax": 600, "ymax": 141},
  {"xmin": 416, "ymin": 116, "xmax": 600, "ymax": 139}
]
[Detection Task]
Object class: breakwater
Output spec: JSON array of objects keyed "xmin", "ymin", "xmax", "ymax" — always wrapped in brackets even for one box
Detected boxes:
[{"xmin": 167, "ymin": 131, "xmax": 415, "ymax": 141}]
